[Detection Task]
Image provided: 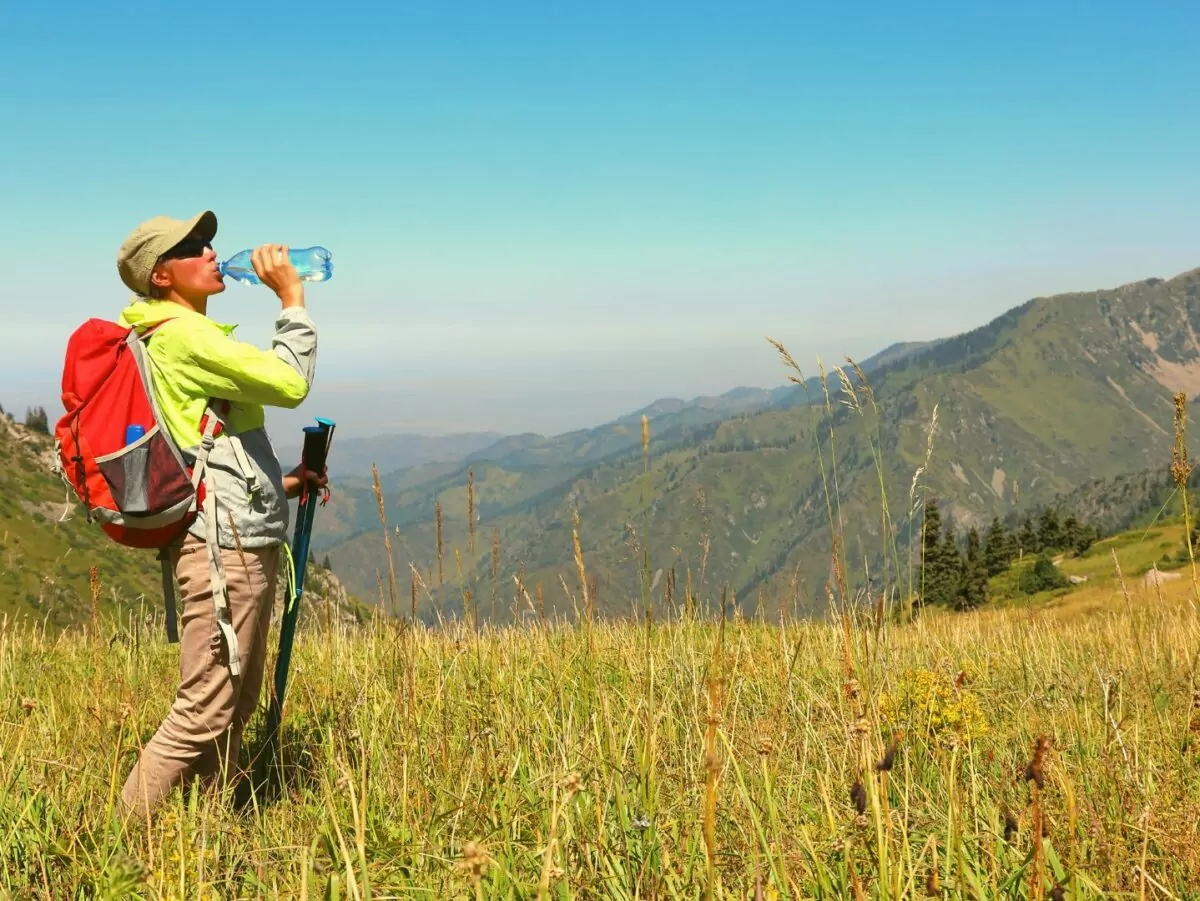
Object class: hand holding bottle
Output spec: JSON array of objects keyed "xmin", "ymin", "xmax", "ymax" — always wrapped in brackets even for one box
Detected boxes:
[
  {"xmin": 250, "ymin": 244, "xmax": 304, "ymax": 309},
  {"xmin": 221, "ymin": 246, "xmax": 333, "ymax": 288}
]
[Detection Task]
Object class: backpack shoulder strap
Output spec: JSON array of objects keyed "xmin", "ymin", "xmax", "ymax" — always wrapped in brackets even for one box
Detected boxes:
[{"xmin": 195, "ymin": 402, "xmax": 241, "ymax": 674}]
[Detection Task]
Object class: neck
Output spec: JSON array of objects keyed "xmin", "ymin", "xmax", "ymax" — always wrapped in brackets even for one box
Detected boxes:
[{"xmin": 163, "ymin": 293, "xmax": 207, "ymax": 316}]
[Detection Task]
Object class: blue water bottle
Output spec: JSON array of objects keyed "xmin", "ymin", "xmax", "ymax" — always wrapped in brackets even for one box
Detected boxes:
[
  {"xmin": 125, "ymin": 424, "xmax": 146, "ymax": 445},
  {"xmin": 219, "ymin": 246, "xmax": 333, "ymax": 285}
]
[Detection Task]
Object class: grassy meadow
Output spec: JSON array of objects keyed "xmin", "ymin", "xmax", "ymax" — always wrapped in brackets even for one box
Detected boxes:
[
  {"xmin": 4, "ymin": 525, "xmax": 1200, "ymax": 897},
  {"xmin": 4, "ymin": 361, "xmax": 1200, "ymax": 898}
]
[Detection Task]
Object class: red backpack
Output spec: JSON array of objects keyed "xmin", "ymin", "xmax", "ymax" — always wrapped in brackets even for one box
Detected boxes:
[{"xmin": 54, "ymin": 318, "xmax": 226, "ymax": 642}]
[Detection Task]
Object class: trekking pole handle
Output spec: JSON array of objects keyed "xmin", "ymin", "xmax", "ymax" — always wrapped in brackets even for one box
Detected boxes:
[{"xmin": 301, "ymin": 420, "xmax": 333, "ymax": 475}]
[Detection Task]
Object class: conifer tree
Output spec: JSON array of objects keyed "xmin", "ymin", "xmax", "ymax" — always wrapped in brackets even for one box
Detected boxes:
[
  {"xmin": 919, "ymin": 499, "xmax": 964, "ymax": 607},
  {"xmin": 956, "ymin": 527, "xmax": 989, "ymax": 610},
  {"xmin": 983, "ymin": 517, "xmax": 1014, "ymax": 576},
  {"xmin": 1076, "ymin": 522, "xmax": 1100, "ymax": 555},
  {"xmin": 1063, "ymin": 515, "xmax": 1084, "ymax": 555},
  {"xmin": 1037, "ymin": 507, "xmax": 1064, "ymax": 551},
  {"xmin": 1017, "ymin": 516, "xmax": 1040, "ymax": 556},
  {"xmin": 918, "ymin": 498, "xmax": 942, "ymax": 608},
  {"xmin": 940, "ymin": 527, "xmax": 964, "ymax": 601}
]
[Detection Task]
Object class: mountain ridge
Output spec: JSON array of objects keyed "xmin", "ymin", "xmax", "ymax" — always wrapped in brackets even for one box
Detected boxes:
[
  {"xmin": 321, "ymin": 265, "xmax": 1200, "ymax": 621},
  {"xmin": 304, "ymin": 337, "xmax": 937, "ymax": 553}
]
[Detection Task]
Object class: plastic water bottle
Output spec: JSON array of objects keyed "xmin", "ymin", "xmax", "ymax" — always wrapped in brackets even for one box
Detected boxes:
[
  {"xmin": 125, "ymin": 424, "xmax": 145, "ymax": 444},
  {"xmin": 219, "ymin": 246, "xmax": 333, "ymax": 285}
]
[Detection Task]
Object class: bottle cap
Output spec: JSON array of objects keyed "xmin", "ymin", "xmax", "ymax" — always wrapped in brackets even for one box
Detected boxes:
[{"xmin": 125, "ymin": 424, "xmax": 146, "ymax": 445}]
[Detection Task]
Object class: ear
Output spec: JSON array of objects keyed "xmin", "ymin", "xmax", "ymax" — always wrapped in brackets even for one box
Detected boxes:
[{"xmin": 149, "ymin": 262, "xmax": 172, "ymax": 290}]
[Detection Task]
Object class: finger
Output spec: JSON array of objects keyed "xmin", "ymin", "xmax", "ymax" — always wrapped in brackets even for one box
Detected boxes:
[{"xmin": 251, "ymin": 246, "xmax": 265, "ymax": 275}]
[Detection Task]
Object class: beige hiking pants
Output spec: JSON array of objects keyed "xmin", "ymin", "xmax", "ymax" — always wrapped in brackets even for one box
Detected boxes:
[{"xmin": 121, "ymin": 534, "xmax": 280, "ymax": 819}]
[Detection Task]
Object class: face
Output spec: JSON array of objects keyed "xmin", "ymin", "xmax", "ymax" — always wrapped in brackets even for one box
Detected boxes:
[{"xmin": 149, "ymin": 231, "xmax": 225, "ymax": 299}]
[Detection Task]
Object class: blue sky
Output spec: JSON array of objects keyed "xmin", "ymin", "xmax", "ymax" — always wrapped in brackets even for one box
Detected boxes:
[{"xmin": 3, "ymin": 1, "xmax": 1200, "ymax": 437}]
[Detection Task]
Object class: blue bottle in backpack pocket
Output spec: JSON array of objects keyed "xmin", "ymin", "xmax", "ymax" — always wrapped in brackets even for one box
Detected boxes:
[{"xmin": 95, "ymin": 423, "xmax": 171, "ymax": 517}]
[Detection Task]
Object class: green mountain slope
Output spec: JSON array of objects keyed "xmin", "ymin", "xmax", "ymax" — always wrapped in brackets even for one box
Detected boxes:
[
  {"xmin": 0, "ymin": 413, "xmax": 369, "ymax": 633},
  {"xmin": 308, "ymin": 339, "xmax": 934, "ymax": 557},
  {"xmin": 0, "ymin": 415, "xmax": 162, "ymax": 629},
  {"xmin": 324, "ymin": 266, "xmax": 1200, "ymax": 622}
]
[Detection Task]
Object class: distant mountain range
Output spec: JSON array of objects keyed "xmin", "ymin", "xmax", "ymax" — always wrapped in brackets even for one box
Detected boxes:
[
  {"xmin": 8, "ymin": 264, "xmax": 1197, "ymax": 630},
  {"xmin": 302, "ymin": 339, "xmax": 937, "ymax": 552},
  {"xmin": 316, "ymin": 268, "xmax": 1200, "ymax": 622},
  {"xmin": 276, "ymin": 431, "xmax": 505, "ymax": 482},
  {"xmin": 286, "ymin": 340, "xmax": 939, "ymax": 485}
]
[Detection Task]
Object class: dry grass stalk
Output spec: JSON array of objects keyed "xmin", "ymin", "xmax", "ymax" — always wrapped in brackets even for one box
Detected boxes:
[
  {"xmin": 491, "ymin": 528, "xmax": 500, "ymax": 623},
  {"xmin": 834, "ymin": 365, "xmax": 861, "ymax": 413},
  {"xmin": 1026, "ymin": 734, "xmax": 1049, "ymax": 900},
  {"xmin": 225, "ymin": 510, "xmax": 249, "ymax": 580},
  {"xmin": 408, "ymin": 563, "xmax": 436, "ymax": 613},
  {"xmin": 512, "ymin": 568, "xmax": 536, "ymax": 621},
  {"xmin": 435, "ymin": 500, "xmax": 444, "ymax": 587},
  {"xmin": 536, "ymin": 774, "xmax": 581, "ymax": 899},
  {"xmin": 907, "ymin": 402, "xmax": 940, "ymax": 617},
  {"xmin": 698, "ymin": 536, "xmax": 711, "ymax": 603},
  {"xmin": 1111, "ymin": 548, "xmax": 1155, "ymax": 697},
  {"xmin": 1171, "ymin": 392, "xmax": 1198, "ymax": 609},
  {"xmin": 453, "ymin": 547, "xmax": 471, "ymax": 628},
  {"xmin": 702, "ymin": 591, "xmax": 727, "ymax": 901},
  {"xmin": 467, "ymin": 468, "xmax": 475, "ymax": 555},
  {"xmin": 88, "ymin": 564, "xmax": 100, "ymax": 638},
  {"xmin": 765, "ymin": 335, "xmax": 807, "ymax": 385},
  {"xmin": 572, "ymin": 510, "xmax": 592, "ymax": 624},
  {"xmin": 371, "ymin": 464, "xmax": 400, "ymax": 617},
  {"xmin": 846, "ymin": 356, "xmax": 877, "ymax": 414},
  {"xmin": 89, "ymin": 565, "xmax": 101, "ymax": 711}
]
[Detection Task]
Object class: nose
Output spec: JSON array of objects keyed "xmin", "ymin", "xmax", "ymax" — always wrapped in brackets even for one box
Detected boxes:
[{"xmin": 203, "ymin": 245, "xmax": 217, "ymax": 261}]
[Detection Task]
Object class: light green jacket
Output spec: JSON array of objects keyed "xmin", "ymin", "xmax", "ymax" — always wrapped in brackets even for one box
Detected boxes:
[{"xmin": 117, "ymin": 300, "xmax": 318, "ymax": 549}]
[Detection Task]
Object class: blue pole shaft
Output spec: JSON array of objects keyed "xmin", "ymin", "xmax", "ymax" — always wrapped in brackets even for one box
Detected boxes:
[{"xmin": 264, "ymin": 418, "xmax": 334, "ymax": 750}]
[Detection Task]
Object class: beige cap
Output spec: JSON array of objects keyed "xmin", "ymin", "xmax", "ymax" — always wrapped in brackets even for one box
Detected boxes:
[{"xmin": 116, "ymin": 210, "xmax": 218, "ymax": 295}]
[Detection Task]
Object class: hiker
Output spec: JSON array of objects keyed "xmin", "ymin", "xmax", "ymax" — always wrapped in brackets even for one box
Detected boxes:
[{"xmin": 112, "ymin": 210, "xmax": 322, "ymax": 819}]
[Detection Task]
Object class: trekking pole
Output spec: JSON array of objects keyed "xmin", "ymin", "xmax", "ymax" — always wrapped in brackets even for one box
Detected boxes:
[{"xmin": 264, "ymin": 416, "xmax": 335, "ymax": 751}]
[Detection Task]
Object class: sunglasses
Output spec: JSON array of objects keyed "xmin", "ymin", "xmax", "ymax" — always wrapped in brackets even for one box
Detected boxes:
[{"xmin": 160, "ymin": 236, "xmax": 213, "ymax": 260}]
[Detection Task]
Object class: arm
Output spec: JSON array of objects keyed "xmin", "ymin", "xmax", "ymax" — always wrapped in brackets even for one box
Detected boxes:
[
  {"xmin": 175, "ymin": 309, "xmax": 317, "ymax": 408},
  {"xmin": 175, "ymin": 244, "xmax": 318, "ymax": 408}
]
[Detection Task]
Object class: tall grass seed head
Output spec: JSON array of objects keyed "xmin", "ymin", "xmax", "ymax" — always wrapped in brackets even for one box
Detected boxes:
[
  {"xmin": 850, "ymin": 778, "xmax": 867, "ymax": 815},
  {"xmin": 1024, "ymin": 734, "xmax": 1049, "ymax": 789},
  {"xmin": 875, "ymin": 735, "xmax": 900, "ymax": 772},
  {"xmin": 457, "ymin": 840, "xmax": 490, "ymax": 880}
]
